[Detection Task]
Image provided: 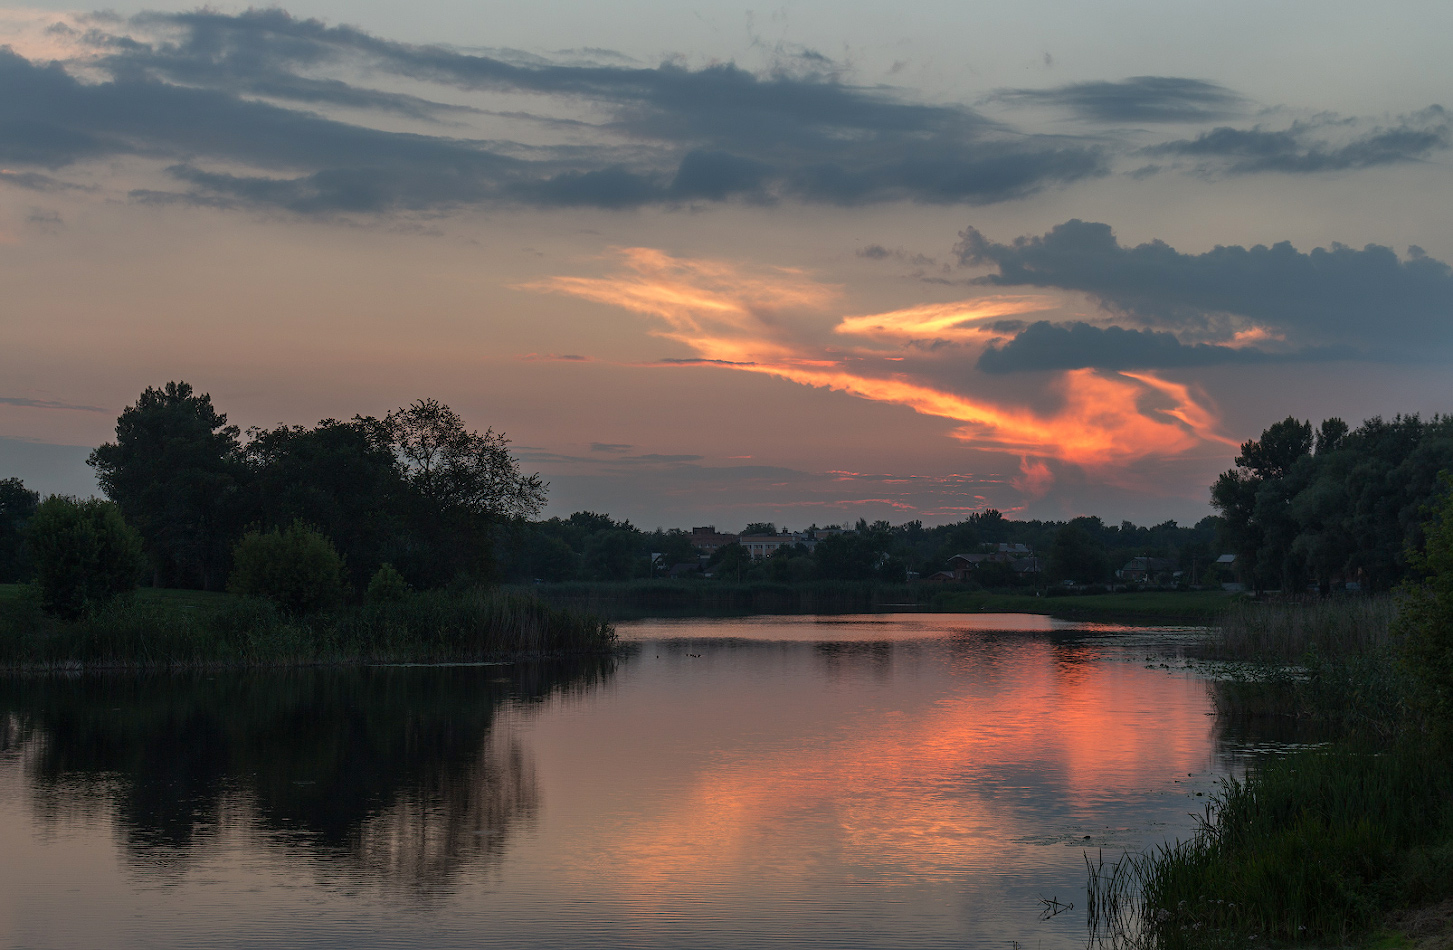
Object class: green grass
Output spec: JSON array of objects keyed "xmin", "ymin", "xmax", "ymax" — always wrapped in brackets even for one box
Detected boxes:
[
  {"xmin": 931, "ymin": 589, "xmax": 1239, "ymax": 623},
  {"xmin": 0, "ymin": 585, "xmax": 615, "ymax": 669},
  {"xmin": 1100, "ymin": 741, "xmax": 1453, "ymax": 950}
]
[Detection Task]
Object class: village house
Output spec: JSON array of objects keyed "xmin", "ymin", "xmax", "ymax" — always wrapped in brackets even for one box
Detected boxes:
[{"xmin": 688, "ymin": 526, "xmax": 740, "ymax": 554}]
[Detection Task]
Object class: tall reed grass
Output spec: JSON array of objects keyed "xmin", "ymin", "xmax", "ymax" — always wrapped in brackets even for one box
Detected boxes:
[
  {"xmin": 1197, "ymin": 596, "xmax": 1399, "ymax": 663},
  {"xmin": 519, "ymin": 579, "xmax": 927, "ymax": 619},
  {"xmin": 1091, "ymin": 742, "xmax": 1453, "ymax": 950},
  {"xmin": 0, "ymin": 586, "xmax": 615, "ymax": 670}
]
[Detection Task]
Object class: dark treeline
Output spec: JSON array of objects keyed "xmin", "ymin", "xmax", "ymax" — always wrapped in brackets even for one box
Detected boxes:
[
  {"xmin": 499, "ymin": 509, "xmax": 1222, "ymax": 587},
  {"xmin": 1213, "ymin": 413, "xmax": 1453, "ymax": 592},
  {"xmin": 79, "ymin": 381, "xmax": 545, "ymax": 592}
]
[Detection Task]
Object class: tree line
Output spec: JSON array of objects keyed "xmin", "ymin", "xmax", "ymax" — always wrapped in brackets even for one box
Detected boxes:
[
  {"xmin": 1213, "ymin": 413, "xmax": 1453, "ymax": 592},
  {"xmin": 0, "ymin": 382, "xmax": 545, "ymax": 607},
  {"xmin": 6, "ymin": 382, "xmax": 1451, "ymax": 601},
  {"xmin": 497, "ymin": 509, "xmax": 1222, "ymax": 586}
]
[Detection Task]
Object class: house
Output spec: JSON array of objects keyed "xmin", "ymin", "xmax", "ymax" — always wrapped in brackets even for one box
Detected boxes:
[
  {"xmin": 738, "ymin": 532, "xmax": 809, "ymax": 559},
  {"xmin": 688, "ymin": 526, "xmax": 740, "ymax": 554},
  {"xmin": 1118, "ymin": 556, "xmax": 1178, "ymax": 583}
]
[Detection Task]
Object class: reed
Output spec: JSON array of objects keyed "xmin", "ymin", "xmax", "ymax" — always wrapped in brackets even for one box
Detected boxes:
[
  {"xmin": 0, "ymin": 586, "xmax": 615, "ymax": 670},
  {"xmin": 1118, "ymin": 741, "xmax": 1453, "ymax": 950},
  {"xmin": 1197, "ymin": 596, "xmax": 1398, "ymax": 663},
  {"xmin": 518, "ymin": 579, "xmax": 927, "ymax": 619}
]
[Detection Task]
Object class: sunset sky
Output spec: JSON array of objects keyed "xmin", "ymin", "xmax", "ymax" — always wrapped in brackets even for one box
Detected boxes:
[{"xmin": 3, "ymin": 0, "xmax": 1451, "ymax": 527}]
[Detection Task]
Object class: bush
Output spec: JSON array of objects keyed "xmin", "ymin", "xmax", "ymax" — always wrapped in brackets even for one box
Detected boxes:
[
  {"xmin": 25, "ymin": 496, "xmax": 145, "ymax": 619},
  {"xmin": 1397, "ymin": 477, "xmax": 1453, "ymax": 722},
  {"xmin": 228, "ymin": 522, "xmax": 345, "ymax": 615},
  {"xmin": 366, "ymin": 563, "xmax": 409, "ymax": 603}
]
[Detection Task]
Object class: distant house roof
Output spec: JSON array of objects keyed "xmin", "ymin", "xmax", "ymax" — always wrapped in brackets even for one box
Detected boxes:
[{"xmin": 1215, "ymin": 553, "xmax": 1237, "ymax": 564}]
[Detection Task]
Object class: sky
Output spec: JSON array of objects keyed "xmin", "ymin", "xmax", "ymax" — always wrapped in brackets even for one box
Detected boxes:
[{"xmin": 2, "ymin": 1, "xmax": 1451, "ymax": 529}]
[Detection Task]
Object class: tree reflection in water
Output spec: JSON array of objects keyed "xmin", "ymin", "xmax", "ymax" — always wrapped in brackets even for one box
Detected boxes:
[{"xmin": 0, "ymin": 659, "xmax": 615, "ymax": 890}]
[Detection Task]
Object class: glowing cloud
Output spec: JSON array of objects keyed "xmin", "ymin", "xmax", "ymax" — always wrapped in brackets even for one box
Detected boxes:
[
  {"xmin": 835, "ymin": 296, "xmax": 1058, "ymax": 343},
  {"xmin": 525, "ymin": 248, "xmax": 1233, "ymax": 480}
]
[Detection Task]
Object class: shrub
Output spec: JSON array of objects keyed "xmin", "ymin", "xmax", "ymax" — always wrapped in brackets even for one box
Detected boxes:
[
  {"xmin": 366, "ymin": 563, "xmax": 409, "ymax": 603},
  {"xmin": 228, "ymin": 522, "xmax": 345, "ymax": 615},
  {"xmin": 1396, "ymin": 475, "xmax": 1453, "ymax": 722},
  {"xmin": 25, "ymin": 496, "xmax": 145, "ymax": 619}
]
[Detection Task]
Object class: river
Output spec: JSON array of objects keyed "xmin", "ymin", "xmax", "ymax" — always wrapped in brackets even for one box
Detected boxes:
[{"xmin": 0, "ymin": 614, "xmax": 1293, "ymax": 949}]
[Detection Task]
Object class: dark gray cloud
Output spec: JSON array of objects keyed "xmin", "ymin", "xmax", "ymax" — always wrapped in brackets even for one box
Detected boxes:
[
  {"xmin": 0, "ymin": 395, "xmax": 106, "ymax": 411},
  {"xmin": 1148, "ymin": 107, "xmax": 1449, "ymax": 173},
  {"xmin": 995, "ymin": 76, "xmax": 1246, "ymax": 123},
  {"xmin": 0, "ymin": 8, "xmax": 1105, "ymax": 214},
  {"xmin": 957, "ymin": 219, "xmax": 1453, "ymax": 351},
  {"xmin": 976, "ymin": 320, "xmax": 1345, "ymax": 373}
]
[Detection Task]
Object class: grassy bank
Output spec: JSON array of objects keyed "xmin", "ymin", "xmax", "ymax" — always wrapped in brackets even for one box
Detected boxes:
[
  {"xmin": 931, "ymin": 588, "xmax": 1238, "ymax": 623},
  {"xmin": 518, "ymin": 579, "xmax": 1240, "ymax": 623},
  {"xmin": 0, "ymin": 584, "xmax": 615, "ymax": 670},
  {"xmin": 1093, "ymin": 595, "xmax": 1453, "ymax": 950},
  {"xmin": 516, "ymin": 579, "xmax": 929, "ymax": 619}
]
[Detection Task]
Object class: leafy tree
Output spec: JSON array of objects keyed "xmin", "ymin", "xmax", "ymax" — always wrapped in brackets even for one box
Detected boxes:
[
  {"xmin": 742, "ymin": 522, "xmax": 777, "ymax": 535},
  {"xmin": 1396, "ymin": 475, "xmax": 1453, "ymax": 722},
  {"xmin": 0, "ymin": 477, "xmax": 39, "ymax": 582},
  {"xmin": 243, "ymin": 419, "xmax": 404, "ymax": 588},
  {"xmin": 1047, "ymin": 523, "xmax": 1107, "ymax": 584},
  {"xmin": 581, "ymin": 529, "xmax": 644, "ymax": 581},
  {"xmin": 707, "ymin": 542, "xmax": 753, "ymax": 580},
  {"xmin": 378, "ymin": 399, "xmax": 546, "ymax": 586},
  {"xmin": 365, "ymin": 563, "xmax": 409, "ymax": 603},
  {"xmin": 228, "ymin": 522, "xmax": 345, "ymax": 615},
  {"xmin": 89, "ymin": 382, "xmax": 246, "ymax": 589},
  {"xmin": 26, "ymin": 496, "xmax": 145, "ymax": 619}
]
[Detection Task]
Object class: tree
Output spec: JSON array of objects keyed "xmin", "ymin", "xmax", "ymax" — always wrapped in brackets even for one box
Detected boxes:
[
  {"xmin": 0, "ymin": 477, "xmax": 39, "ymax": 582},
  {"xmin": 26, "ymin": 496, "xmax": 145, "ymax": 619},
  {"xmin": 243, "ymin": 419, "xmax": 404, "ymax": 588},
  {"xmin": 89, "ymin": 382, "xmax": 246, "ymax": 589},
  {"xmin": 1396, "ymin": 475, "xmax": 1453, "ymax": 722},
  {"xmin": 228, "ymin": 522, "xmax": 345, "ymax": 615},
  {"xmin": 1047, "ymin": 523, "xmax": 1107, "ymax": 584},
  {"xmin": 742, "ymin": 522, "xmax": 777, "ymax": 535},
  {"xmin": 376, "ymin": 399, "xmax": 546, "ymax": 586}
]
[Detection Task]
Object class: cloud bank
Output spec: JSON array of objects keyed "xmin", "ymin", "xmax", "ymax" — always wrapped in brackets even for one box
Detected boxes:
[
  {"xmin": 957, "ymin": 219, "xmax": 1453, "ymax": 353},
  {"xmin": 0, "ymin": 9, "xmax": 1109, "ymax": 214}
]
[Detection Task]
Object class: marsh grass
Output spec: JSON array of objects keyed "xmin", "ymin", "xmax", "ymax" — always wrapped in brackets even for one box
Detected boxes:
[
  {"xmin": 0, "ymin": 586, "xmax": 614, "ymax": 669},
  {"xmin": 1090, "ymin": 596, "xmax": 1448, "ymax": 950},
  {"xmin": 1105, "ymin": 742, "xmax": 1453, "ymax": 950},
  {"xmin": 1199, "ymin": 596, "xmax": 1399, "ymax": 663},
  {"xmin": 519, "ymin": 579, "xmax": 927, "ymax": 619}
]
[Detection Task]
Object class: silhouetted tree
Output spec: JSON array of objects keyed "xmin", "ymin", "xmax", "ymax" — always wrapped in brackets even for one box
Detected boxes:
[
  {"xmin": 89, "ymin": 382, "xmax": 245, "ymax": 589},
  {"xmin": 0, "ymin": 477, "xmax": 39, "ymax": 582}
]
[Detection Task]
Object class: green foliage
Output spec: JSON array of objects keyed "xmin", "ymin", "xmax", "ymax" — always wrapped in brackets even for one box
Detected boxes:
[
  {"xmin": 365, "ymin": 563, "xmax": 409, "ymax": 603},
  {"xmin": 0, "ymin": 476, "xmax": 39, "ymax": 582},
  {"xmin": 243, "ymin": 418, "xmax": 403, "ymax": 589},
  {"xmin": 1395, "ymin": 474, "xmax": 1453, "ymax": 721},
  {"xmin": 1047, "ymin": 522, "xmax": 1108, "ymax": 583},
  {"xmin": 0, "ymin": 585, "xmax": 613, "ymax": 668},
  {"xmin": 1128, "ymin": 742, "xmax": 1453, "ymax": 949},
  {"xmin": 25, "ymin": 496, "xmax": 145, "ymax": 619},
  {"xmin": 228, "ymin": 522, "xmax": 346, "ymax": 615},
  {"xmin": 1213, "ymin": 413, "xmax": 1453, "ymax": 592},
  {"xmin": 88, "ymin": 381, "xmax": 246, "ymax": 590}
]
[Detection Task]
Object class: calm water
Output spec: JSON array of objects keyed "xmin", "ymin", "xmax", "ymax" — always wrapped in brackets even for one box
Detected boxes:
[{"xmin": 0, "ymin": 614, "xmax": 1287, "ymax": 950}]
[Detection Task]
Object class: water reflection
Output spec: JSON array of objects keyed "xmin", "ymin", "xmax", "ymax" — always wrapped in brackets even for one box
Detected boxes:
[{"xmin": 0, "ymin": 659, "xmax": 615, "ymax": 890}]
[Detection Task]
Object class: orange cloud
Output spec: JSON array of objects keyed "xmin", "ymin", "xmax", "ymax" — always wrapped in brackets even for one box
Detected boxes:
[
  {"xmin": 835, "ymin": 296, "xmax": 1056, "ymax": 343},
  {"xmin": 524, "ymin": 248, "xmax": 1232, "ymax": 479}
]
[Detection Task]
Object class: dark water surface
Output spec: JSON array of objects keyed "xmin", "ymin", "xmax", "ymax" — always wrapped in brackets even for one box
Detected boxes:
[{"xmin": 0, "ymin": 614, "xmax": 1286, "ymax": 949}]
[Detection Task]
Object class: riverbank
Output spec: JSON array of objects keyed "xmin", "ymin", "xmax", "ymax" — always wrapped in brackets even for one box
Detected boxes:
[
  {"xmin": 518, "ymin": 579, "xmax": 1240, "ymax": 623},
  {"xmin": 1099, "ymin": 595, "xmax": 1453, "ymax": 950},
  {"xmin": 0, "ymin": 584, "xmax": 616, "ymax": 670}
]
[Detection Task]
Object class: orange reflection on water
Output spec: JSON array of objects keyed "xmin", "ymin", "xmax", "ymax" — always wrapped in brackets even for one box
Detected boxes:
[{"xmin": 596, "ymin": 639, "xmax": 1209, "ymax": 889}]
